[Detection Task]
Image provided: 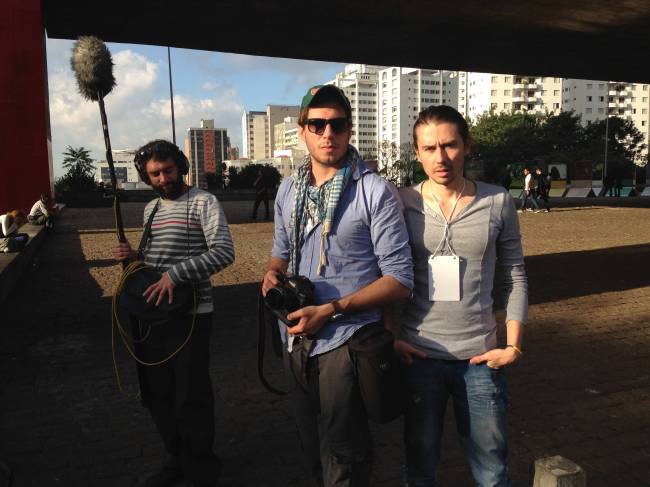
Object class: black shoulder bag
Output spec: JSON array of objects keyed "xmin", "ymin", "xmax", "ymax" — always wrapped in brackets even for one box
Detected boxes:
[{"xmin": 349, "ymin": 321, "xmax": 405, "ymax": 424}]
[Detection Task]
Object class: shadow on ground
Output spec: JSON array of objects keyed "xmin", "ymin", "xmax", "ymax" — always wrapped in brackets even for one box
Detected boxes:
[
  {"xmin": 1, "ymin": 205, "xmax": 649, "ymax": 486},
  {"xmin": 525, "ymin": 243, "xmax": 650, "ymax": 305}
]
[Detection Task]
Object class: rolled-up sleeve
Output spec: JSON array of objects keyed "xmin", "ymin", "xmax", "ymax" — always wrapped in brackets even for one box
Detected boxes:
[
  {"xmin": 497, "ymin": 192, "xmax": 528, "ymax": 324},
  {"xmin": 271, "ymin": 178, "xmax": 293, "ymax": 261},
  {"xmin": 370, "ymin": 180, "xmax": 414, "ymax": 290}
]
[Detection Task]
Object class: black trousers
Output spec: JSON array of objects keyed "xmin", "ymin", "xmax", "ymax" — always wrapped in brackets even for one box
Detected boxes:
[
  {"xmin": 289, "ymin": 339, "xmax": 373, "ymax": 487},
  {"xmin": 252, "ymin": 191, "xmax": 269, "ymax": 219},
  {"xmin": 134, "ymin": 312, "xmax": 220, "ymax": 484}
]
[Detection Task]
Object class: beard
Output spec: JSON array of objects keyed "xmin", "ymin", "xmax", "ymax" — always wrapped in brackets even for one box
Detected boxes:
[{"xmin": 152, "ymin": 176, "xmax": 185, "ymax": 199}]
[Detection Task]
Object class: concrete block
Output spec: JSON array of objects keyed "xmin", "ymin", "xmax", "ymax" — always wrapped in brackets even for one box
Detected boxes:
[{"xmin": 533, "ymin": 455, "xmax": 586, "ymax": 487}]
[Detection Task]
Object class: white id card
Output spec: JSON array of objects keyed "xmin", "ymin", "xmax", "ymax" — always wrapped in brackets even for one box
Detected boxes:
[{"xmin": 428, "ymin": 255, "xmax": 461, "ymax": 301}]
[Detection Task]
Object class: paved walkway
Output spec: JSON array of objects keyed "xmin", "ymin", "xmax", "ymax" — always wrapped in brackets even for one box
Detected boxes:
[{"xmin": 1, "ymin": 200, "xmax": 649, "ymax": 486}]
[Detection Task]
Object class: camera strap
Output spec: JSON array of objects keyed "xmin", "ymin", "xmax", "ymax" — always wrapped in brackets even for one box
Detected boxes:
[
  {"xmin": 257, "ymin": 284, "xmax": 288, "ymax": 395},
  {"xmin": 136, "ymin": 199, "xmax": 160, "ymax": 260}
]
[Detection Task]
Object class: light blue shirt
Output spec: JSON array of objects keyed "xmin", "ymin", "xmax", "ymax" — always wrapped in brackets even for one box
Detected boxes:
[{"xmin": 272, "ymin": 160, "xmax": 414, "ymax": 356}]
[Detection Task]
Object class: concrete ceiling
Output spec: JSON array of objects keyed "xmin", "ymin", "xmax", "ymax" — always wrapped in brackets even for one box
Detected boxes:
[{"xmin": 43, "ymin": 0, "xmax": 650, "ymax": 83}]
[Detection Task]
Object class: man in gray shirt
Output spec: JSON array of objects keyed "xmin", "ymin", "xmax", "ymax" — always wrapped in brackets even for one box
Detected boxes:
[{"xmin": 390, "ymin": 105, "xmax": 528, "ymax": 487}]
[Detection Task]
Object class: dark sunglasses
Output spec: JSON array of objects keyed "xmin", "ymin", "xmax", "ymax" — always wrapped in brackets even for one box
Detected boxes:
[{"xmin": 306, "ymin": 118, "xmax": 350, "ymax": 135}]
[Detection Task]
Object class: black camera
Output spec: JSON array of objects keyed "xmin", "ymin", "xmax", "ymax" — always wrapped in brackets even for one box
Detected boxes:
[{"xmin": 264, "ymin": 274, "xmax": 315, "ymax": 326}]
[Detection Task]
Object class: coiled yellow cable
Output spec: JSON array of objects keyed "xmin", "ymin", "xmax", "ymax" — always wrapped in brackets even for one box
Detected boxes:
[{"xmin": 111, "ymin": 261, "xmax": 197, "ymax": 396}]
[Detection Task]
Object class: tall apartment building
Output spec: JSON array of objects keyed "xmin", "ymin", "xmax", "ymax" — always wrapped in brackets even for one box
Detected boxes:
[
  {"xmin": 328, "ymin": 64, "xmax": 383, "ymax": 158},
  {"xmin": 267, "ymin": 105, "xmax": 300, "ymax": 156},
  {"xmin": 459, "ymin": 74, "xmax": 649, "ymax": 160},
  {"xmin": 458, "ymin": 73, "xmax": 564, "ymax": 120},
  {"xmin": 273, "ymin": 116, "xmax": 307, "ymax": 153},
  {"xmin": 241, "ymin": 110, "xmax": 267, "ymax": 159},
  {"xmin": 377, "ymin": 67, "xmax": 459, "ymax": 159},
  {"xmin": 562, "ymin": 80, "xmax": 650, "ymax": 155},
  {"xmin": 185, "ymin": 119, "xmax": 230, "ymax": 189},
  {"xmin": 242, "ymin": 105, "xmax": 300, "ymax": 159}
]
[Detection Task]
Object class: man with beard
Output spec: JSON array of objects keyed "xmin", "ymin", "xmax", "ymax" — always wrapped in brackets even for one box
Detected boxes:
[
  {"xmin": 113, "ymin": 139, "xmax": 234, "ymax": 487},
  {"xmin": 262, "ymin": 86, "xmax": 413, "ymax": 486}
]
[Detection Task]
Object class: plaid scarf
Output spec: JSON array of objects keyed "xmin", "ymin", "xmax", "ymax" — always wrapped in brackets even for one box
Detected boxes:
[{"xmin": 289, "ymin": 146, "xmax": 360, "ymax": 276}]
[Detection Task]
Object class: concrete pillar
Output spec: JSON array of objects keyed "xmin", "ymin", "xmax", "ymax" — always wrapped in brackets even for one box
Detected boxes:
[
  {"xmin": 0, "ymin": 0, "xmax": 53, "ymax": 214},
  {"xmin": 533, "ymin": 455, "xmax": 586, "ymax": 487}
]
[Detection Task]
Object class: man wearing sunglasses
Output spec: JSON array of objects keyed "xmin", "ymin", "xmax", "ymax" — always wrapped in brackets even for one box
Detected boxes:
[{"xmin": 262, "ymin": 85, "xmax": 413, "ymax": 486}]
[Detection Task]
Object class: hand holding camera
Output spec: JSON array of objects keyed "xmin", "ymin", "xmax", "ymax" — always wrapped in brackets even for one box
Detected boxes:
[
  {"xmin": 285, "ymin": 303, "xmax": 337, "ymax": 337},
  {"xmin": 264, "ymin": 273, "xmax": 315, "ymax": 326}
]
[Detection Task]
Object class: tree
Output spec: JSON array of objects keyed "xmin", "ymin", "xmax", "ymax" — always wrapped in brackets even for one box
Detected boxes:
[
  {"xmin": 55, "ymin": 145, "xmax": 98, "ymax": 196},
  {"xmin": 583, "ymin": 116, "xmax": 647, "ymax": 167},
  {"xmin": 471, "ymin": 112, "xmax": 543, "ymax": 165},
  {"xmin": 537, "ymin": 110, "xmax": 587, "ymax": 163},
  {"xmin": 62, "ymin": 145, "xmax": 95, "ymax": 178},
  {"xmin": 377, "ymin": 141, "xmax": 423, "ymax": 187},
  {"xmin": 229, "ymin": 164, "xmax": 281, "ymax": 190}
]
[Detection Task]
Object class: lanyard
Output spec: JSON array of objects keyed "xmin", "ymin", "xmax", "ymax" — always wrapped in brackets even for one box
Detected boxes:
[{"xmin": 428, "ymin": 178, "xmax": 466, "ymax": 257}]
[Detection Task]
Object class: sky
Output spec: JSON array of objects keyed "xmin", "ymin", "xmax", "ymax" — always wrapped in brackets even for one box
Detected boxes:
[{"xmin": 46, "ymin": 37, "xmax": 349, "ymax": 178}]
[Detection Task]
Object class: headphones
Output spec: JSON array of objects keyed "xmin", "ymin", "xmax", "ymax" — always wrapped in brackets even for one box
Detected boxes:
[{"xmin": 134, "ymin": 140, "xmax": 189, "ymax": 184}]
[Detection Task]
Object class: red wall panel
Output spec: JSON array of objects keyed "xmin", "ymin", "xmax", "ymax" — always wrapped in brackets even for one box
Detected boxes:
[{"xmin": 0, "ymin": 0, "xmax": 53, "ymax": 214}]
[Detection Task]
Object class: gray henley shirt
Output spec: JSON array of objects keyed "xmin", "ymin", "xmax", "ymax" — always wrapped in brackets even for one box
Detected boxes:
[{"xmin": 399, "ymin": 181, "xmax": 528, "ymax": 360}]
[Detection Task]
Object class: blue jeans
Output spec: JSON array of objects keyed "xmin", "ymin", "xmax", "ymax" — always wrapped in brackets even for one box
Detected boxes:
[
  {"xmin": 520, "ymin": 190, "xmax": 539, "ymax": 210},
  {"xmin": 403, "ymin": 359, "xmax": 511, "ymax": 487}
]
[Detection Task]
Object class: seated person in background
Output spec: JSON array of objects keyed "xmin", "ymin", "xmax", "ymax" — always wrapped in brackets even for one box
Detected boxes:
[
  {"xmin": 0, "ymin": 210, "xmax": 28, "ymax": 253},
  {"xmin": 1, "ymin": 210, "xmax": 26, "ymax": 237},
  {"xmin": 28, "ymin": 194, "xmax": 54, "ymax": 227}
]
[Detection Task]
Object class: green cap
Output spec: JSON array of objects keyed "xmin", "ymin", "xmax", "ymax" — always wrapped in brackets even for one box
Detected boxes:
[{"xmin": 300, "ymin": 85, "xmax": 352, "ymax": 121}]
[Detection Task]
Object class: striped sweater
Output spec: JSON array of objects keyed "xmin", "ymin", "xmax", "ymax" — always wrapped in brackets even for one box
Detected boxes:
[{"xmin": 142, "ymin": 187, "xmax": 235, "ymax": 313}]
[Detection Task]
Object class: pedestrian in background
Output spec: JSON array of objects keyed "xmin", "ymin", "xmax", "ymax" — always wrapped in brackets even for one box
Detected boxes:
[
  {"xmin": 251, "ymin": 169, "xmax": 270, "ymax": 220},
  {"xmin": 519, "ymin": 167, "xmax": 540, "ymax": 212},
  {"xmin": 534, "ymin": 167, "xmax": 551, "ymax": 212}
]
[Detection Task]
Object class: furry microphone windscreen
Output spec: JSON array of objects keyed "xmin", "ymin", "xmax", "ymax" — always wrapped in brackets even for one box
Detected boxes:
[{"xmin": 70, "ymin": 36, "xmax": 116, "ymax": 101}]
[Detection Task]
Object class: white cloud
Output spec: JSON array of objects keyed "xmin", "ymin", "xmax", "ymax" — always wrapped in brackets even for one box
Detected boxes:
[
  {"xmin": 202, "ymin": 81, "xmax": 221, "ymax": 91},
  {"xmin": 48, "ymin": 46, "xmax": 245, "ymax": 178}
]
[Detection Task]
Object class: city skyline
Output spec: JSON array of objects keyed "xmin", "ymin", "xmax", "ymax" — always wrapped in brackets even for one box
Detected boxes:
[
  {"xmin": 46, "ymin": 37, "xmax": 347, "ymax": 178},
  {"xmin": 47, "ymin": 38, "xmax": 649, "ymax": 182}
]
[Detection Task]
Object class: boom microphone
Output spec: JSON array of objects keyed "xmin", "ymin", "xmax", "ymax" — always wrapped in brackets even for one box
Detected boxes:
[
  {"xmin": 70, "ymin": 36, "xmax": 126, "ymax": 247},
  {"xmin": 70, "ymin": 36, "xmax": 116, "ymax": 101}
]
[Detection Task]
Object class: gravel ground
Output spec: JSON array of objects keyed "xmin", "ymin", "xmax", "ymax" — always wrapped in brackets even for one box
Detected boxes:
[{"xmin": 1, "ymin": 199, "xmax": 649, "ymax": 486}]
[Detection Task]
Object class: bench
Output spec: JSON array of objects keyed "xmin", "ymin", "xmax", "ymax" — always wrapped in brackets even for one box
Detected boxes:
[{"xmin": 0, "ymin": 223, "xmax": 48, "ymax": 304}]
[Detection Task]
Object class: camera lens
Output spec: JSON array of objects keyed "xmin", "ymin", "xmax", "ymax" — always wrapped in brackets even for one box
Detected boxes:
[{"xmin": 265, "ymin": 287, "xmax": 286, "ymax": 310}]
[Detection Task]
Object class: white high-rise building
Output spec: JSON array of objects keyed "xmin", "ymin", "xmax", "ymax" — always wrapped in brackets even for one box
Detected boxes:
[
  {"xmin": 242, "ymin": 106, "xmax": 300, "ymax": 159},
  {"xmin": 459, "ymin": 73, "xmax": 564, "ymax": 120},
  {"xmin": 241, "ymin": 110, "xmax": 267, "ymax": 159},
  {"xmin": 274, "ymin": 116, "xmax": 307, "ymax": 153},
  {"xmin": 562, "ymin": 80, "xmax": 650, "ymax": 158},
  {"xmin": 328, "ymin": 64, "xmax": 384, "ymax": 158},
  {"xmin": 267, "ymin": 105, "xmax": 300, "ymax": 156},
  {"xmin": 459, "ymin": 74, "xmax": 649, "ymax": 161},
  {"xmin": 377, "ymin": 67, "xmax": 459, "ymax": 156},
  {"xmin": 560, "ymin": 79, "xmax": 610, "ymax": 124}
]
